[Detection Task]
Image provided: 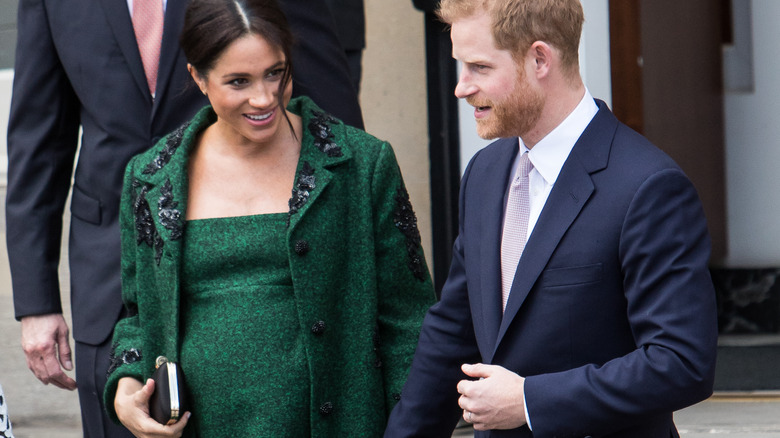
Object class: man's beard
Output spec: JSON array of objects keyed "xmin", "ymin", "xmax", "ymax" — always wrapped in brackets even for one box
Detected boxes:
[{"xmin": 467, "ymin": 81, "xmax": 544, "ymax": 140}]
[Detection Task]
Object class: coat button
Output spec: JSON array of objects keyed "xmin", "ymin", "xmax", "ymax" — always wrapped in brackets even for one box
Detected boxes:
[
  {"xmin": 311, "ymin": 320, "xmax": 326, "ymax": 335},
  {"xmin": 392, "ymin": 392, "xmax": 401, "ymax": 401},
  {"xmin": 294, "ymin": 240, "xmax": 310, "ymax": 255},
  {"xmin": 319, "ymin": 401, "xmax": 333, "ymax": 415}
]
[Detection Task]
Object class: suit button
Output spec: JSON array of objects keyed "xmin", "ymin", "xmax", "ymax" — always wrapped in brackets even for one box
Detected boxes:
[
  {"xmin": 311, "ymin": 320, "xmax": 326, "ymax": 335},
  {"xmin": 319, "ymin": 401, "xmax": 333, "ymax": 415},
  {"xmin": 294, "ymin": 240, "xmax": 310, "ymax": 255}
]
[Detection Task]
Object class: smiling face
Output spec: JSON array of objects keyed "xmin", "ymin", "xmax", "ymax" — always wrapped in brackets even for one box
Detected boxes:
[
  {"xmin": 190, "ymin": 32, "xmax": 293, "ymax": 148},
  {"xmin": 451, "ymin": 11, "xmax": 544, "ymax": 140}
]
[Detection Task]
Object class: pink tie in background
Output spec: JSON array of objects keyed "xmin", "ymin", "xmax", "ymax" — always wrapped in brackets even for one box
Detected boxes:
[
  {"xmin": 132, "ymin": 0, "xmax": 164, "ymax": 96},
  {"xmin": 501, "ymin": 152, "xmax": 533, "ymax": 311}
]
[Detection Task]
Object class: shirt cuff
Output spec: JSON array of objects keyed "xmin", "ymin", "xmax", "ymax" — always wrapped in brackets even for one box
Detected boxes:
[{"xmin": 524, "ymin": 386, "xmax": 533, "ymax": 430}]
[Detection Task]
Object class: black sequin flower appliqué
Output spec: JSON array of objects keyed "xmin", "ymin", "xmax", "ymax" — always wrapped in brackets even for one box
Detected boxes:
[
  {"xmin": 142, "ymin": 121, "xmax": 189, "ymax": 176},
  {"xmin": 393, "ymin": 187, "xmax": 426, "ymax": 281},
  {"xmin": 288, "ymin": 161, "xmax": 316, "ymax": 225},
  {"xmin": 106, "ymin": 342, "xmax": 142, "ymax": 377},
  {"xmin": 308, "ymin": 110, "xmax": 343, "ymax": 157},
  {"xmin": 158, "ymin": 179, "xmax": 183, "ymax": 241},
  {"xmin": 133, "ymin": 179, "xmax": 164, "ymax": 265}
]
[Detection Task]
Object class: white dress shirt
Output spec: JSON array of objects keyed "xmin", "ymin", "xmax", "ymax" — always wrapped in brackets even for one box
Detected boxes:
[{"xmin": 508, "ymin": 89, "xmax": 599, "ymax": 240}]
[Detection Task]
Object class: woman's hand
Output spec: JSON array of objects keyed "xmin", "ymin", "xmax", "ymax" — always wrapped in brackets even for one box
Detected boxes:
[{"xmin": 115, "ymin": 377, "xmax": 191, "ymax": 437}]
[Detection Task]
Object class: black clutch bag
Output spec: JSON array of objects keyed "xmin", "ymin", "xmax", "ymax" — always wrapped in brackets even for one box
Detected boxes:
[{"xmin": 149, "ymin": 356, "xmax": 189, "ymax": 425}]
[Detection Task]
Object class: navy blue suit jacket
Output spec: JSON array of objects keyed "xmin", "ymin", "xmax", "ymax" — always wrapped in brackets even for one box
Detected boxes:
[
  {"xmin": 385, "ymin": 100, "xmax": 718, "ymax": 437},
  {"xmin": 7, "ymin": 0, "xmax": 362, "ymax": 346}
]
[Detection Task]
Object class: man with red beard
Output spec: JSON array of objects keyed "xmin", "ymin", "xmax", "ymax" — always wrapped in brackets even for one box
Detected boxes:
[{"xmin": 384, "ymin": 0, "xmax": 718, "ymax": 437}]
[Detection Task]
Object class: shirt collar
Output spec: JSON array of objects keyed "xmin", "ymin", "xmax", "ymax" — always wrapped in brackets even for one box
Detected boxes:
[{"xmin": 520, "ymin": 89, "xmax": 599, "ymax": 185}]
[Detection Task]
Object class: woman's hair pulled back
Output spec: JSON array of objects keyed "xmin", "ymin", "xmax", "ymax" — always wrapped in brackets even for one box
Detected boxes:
[{"xmin": 180, "ymin": 0, "xmax": 294, "ymax": 105}]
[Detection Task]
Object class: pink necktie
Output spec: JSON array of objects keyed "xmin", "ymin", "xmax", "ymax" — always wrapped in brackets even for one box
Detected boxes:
[
  {"xmin": 132, "ymin": 0, "xmax": 164, "ymax": 96},
  {"xmin": 501, "ymin": 152, "xmax": 532, "ymax": 311}
]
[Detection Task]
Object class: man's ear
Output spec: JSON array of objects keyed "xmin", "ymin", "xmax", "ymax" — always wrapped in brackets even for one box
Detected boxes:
[
  {"xmin": 188, "ymin": 64, "xmax": 207, "ymax": 95},
  {"xmin": 529, "ymin": 41, "xmax": 553, "ymax": 79}
]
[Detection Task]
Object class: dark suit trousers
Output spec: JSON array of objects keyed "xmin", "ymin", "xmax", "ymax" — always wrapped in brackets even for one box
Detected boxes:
[{"xmin": 76, "ymin": 339, "xmax": 134, "ymax": 438}]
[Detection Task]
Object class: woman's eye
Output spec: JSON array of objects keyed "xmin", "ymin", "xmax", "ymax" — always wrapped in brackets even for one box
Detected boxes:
[
  {"xmin": 267, "ymin": 68, "xmax": 285, "ymax": 79},
  {"xmin": 228, "ymin": 78, "xmax": 248, "ymax": 86}
]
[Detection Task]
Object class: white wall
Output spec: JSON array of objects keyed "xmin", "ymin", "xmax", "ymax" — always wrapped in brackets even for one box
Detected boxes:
[
  {"xmin": 458, "ymin": 0, "xmax": 612, "ymax": 173},
  {"xmin": 722, "ymin": 0, "xmax": 780, "ymax": 266}
]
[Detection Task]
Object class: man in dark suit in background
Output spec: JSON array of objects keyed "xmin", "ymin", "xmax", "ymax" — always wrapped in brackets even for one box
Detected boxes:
[
  {"xmin": 6, "ymin": 0, "xmax": 361, "ymax": 436},
  {"xmin": 324, "ymin": 0, "xmax": 365, "ymax": 93},
  {"xmin": 385, "ymin": 0, "xmax": 718, "ymax": 436}
]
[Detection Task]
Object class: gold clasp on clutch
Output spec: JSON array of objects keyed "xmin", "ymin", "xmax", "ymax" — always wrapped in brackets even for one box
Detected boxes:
[{"xmin": 155, "ymin": 356, "xmax": 169, "ymax": 369}]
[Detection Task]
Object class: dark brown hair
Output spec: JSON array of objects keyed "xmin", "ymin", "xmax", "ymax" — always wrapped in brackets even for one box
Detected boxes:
[{"xmin": 181, "ymin": 0, "xmax": 295, "ymax": 125}]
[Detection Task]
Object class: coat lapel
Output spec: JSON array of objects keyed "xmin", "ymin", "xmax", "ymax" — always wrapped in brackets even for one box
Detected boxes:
[
  {"xmin": 99, "ymin": 0, "xmax": 152, "ymax": 104},
  {"xmin": 491, "ymin": 100, "xmax": 617, "ymax": 357},
  {"xmin": 132, "ymin": 110, "xmax": 209, "ymax": 359},
  {"xmin": 152, "ymin": 0, "xmax": 188, "ymax": 119},
  {"xmin": 475, "ymin": 139, "xmax": 518, "ymax": 355},
  {"xmin": 286, "ymin": 105, "xmax": 353, "ymax": 233}
]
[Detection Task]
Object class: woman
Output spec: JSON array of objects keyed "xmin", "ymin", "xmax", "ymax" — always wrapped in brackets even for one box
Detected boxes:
[
  {"xmin": 102, "ymin": 0, "xmax": 435, "ymax": 436},
  {"xmin": 0, "ymin": 383, "xmax": 13, "ymax": 438}
]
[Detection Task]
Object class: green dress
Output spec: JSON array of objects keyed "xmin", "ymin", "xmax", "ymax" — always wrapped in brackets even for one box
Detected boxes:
[{"xmin": 180, "ymin": 213, "xmax": 310, "ymax": 435}]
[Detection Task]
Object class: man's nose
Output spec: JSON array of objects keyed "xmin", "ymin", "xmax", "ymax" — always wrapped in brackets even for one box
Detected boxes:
[{"xmin": 454, "ymin": 70, "xmax": 476, "ymax": 99}]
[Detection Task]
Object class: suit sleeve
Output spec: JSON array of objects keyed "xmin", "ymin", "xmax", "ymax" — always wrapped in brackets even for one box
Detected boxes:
[
  {"xmin": 103, "ymin": 156, "xmax": 147, "ymax": 424},
  {"xmin": 384, "ymin": 153, "xmax": 483, "ymax": 438},
  {"xmin": 7, "ymin": 0, "xmax": 81, "ymax": 319},
  {"xmin": 524, "ymin": 168, "xmax": 718, "ymax": 437},
  {"xmin": 280, "ymin": 0, "xmax": 364, "ymax": 129},
  {"xmin": 369, "ymin": 141, "xmax": 437, "ymax": 414}
]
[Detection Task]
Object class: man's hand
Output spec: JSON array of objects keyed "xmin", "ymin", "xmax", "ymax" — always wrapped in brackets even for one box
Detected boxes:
[
  {"xmin": 457, "ymin": 363, "xmax": 527, "ymax": 431},
  {"xmin": 20, "ymin": 314, "xmax": 77, "ymax": 390},
  {"xmin": 115, "ymin": 377, "xmax": 190, "ymax": 438}
]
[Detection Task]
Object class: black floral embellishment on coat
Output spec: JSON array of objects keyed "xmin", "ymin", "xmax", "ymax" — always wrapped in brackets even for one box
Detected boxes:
[
  {"xmin": 393, "ymin": 187, "xmax": 426, "ymax": 281},
  {"xmin": 288, "ymin": 161, "xmax": 316, "ymax": 224},
  {"xmin": 308, "ymin": 110, "xmax": 343, "ymax": 157},
  {"xmin": 142, "ymin": 121, "xmax": 189, "ymax": 175},
  {"xmin": 158, "ymin": 179, "xmax": 183, "ymax": 241},
  {"xmin": 106, "ymin": 342, "xmax": 142, "ymax": 377},
  {"xmin": 133, "ymin": 179, "xmax": 165, "ymax": 264}
]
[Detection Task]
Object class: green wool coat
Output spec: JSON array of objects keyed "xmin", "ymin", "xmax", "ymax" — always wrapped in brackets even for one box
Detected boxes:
[{"xmin": 104, "ymin": 96, "xmax": 435, "ymax": 436}]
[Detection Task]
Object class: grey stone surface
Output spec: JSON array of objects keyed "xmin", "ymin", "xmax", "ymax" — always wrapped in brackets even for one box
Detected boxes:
[{"xmin": 0, "ymin": 0, "xmax": 18, "ymax": 70}]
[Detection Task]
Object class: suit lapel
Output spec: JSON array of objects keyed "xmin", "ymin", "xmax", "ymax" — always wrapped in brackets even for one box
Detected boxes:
[
  {"xmin": 99, "ymin": 0, "xmax": 151, "ymax": 104},
  {"xmin": 491, "ymin": 100, "xmax": 617, "ymax": 357},
  {"xmin": 476, "ymin": 139, "xmax": 518, "ymax": 354},
  {"xmin": 152, "ymin": 0, "xmax": 188, "ymax": 119}
]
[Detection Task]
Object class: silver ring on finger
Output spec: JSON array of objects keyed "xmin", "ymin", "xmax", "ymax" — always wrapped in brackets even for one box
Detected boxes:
[{"xmin": 468, "ymin": 411, "xmax": 473, "ymax": 422}]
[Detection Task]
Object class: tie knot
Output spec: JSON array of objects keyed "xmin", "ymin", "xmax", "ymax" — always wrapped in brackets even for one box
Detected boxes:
[{"xmin": 517, "ymin": 152, "xmax": 533, "ymax": 179}]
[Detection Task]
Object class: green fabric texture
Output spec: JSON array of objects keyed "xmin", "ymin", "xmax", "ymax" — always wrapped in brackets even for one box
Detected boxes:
[
  {"xmin": 181, "ymin": 213, "xmax": 310, "ymax": 435},
  {"xmin": 103, "ymin": 96, "xmax": 436, "ymax": 436}
]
